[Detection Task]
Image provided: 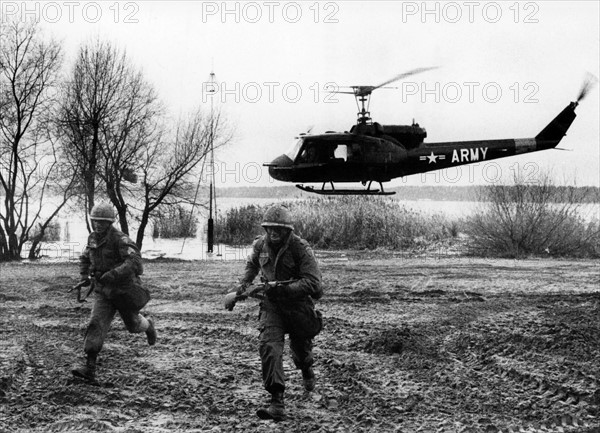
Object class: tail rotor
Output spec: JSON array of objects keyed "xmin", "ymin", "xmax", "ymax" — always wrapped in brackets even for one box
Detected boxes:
[{"xmin": 575, "ymin": 72, "xmax": 598, "ymax": 105}]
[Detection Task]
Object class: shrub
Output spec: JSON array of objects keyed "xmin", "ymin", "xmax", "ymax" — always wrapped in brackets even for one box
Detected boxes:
[
  {"xmin": 153, "ymin": 205, "xmax": 198, "ymax": 238},
  {"xmin": 465, "ymin": 173, "xmax": 600, "ymax": 258},
  {"xmin": 30, "ymin": 221, "xmax": 61, "ymax": 242},
  {"xmin": 215, "ymin": 204, "xmax": 266, "ymax": 246}
]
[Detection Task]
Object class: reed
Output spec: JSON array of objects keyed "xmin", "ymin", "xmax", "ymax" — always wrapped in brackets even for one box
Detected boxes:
[
  {"xmin": 152, "ymin": 205, "xmax": 198, "ymax": 239},
  {"xmin": 216, "ymin": 197, "xmax": 457, "ymax": 250}
]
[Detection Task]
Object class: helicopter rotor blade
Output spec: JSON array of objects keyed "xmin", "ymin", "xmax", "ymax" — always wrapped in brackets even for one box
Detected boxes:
[
  {"xmin": 330, "ymin": 86, "xmax": 398, "ymax": 95},
  {"xmin": 372, "ymin": 66, "xmax": 439, "ymax": 91},
  {"xmin": 327, "ymin": 67, "xmax": 438, "ymax": 100}
]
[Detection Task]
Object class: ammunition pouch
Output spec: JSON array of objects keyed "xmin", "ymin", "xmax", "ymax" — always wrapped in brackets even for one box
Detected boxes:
[
  {"xmin": 106, "ymin": 277, "xmax": 150, "ymax": 311},
  {"xmin": 281, "ymin": 302, "xmax": 323, "ymax": 339}
]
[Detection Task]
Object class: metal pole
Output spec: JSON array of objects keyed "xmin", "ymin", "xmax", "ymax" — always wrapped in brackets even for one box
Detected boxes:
[
  {"xmin": 207, "ymin": 70, "xmax": 216, "ymax": 253},
  {"xmin": 208, "ymin": 183, "xmax": 214, "ymax": 253}
]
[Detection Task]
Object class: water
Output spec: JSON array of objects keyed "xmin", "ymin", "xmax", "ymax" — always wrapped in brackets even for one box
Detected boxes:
[
  {"xmin": 25, "ymin": 197, "xmax": 277, "ymax": 262},
  {"xmin": 27, "ymin": 219, "xmax": 253, "ymax": 262}
]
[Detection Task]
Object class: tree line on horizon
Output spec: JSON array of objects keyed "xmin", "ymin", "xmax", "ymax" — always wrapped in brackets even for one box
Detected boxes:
[{"xmin": 216, "ymin": 185, "xmax": 600, "ymax": 203}]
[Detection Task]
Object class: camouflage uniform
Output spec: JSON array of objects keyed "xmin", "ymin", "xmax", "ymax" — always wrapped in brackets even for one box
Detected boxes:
[
  {"xmin": 72, "ymin": 203, "xmax": 155, "ymax": 383},
  {"xmin": 242, "ymin": 232, "xmax": 323, "ymax": 395},
  {"xmin": 79, "ymin": 226, "xmax": 151, "ymax": 355}
]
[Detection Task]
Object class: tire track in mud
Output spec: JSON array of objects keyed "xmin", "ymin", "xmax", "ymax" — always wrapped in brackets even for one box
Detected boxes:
[
  {"xmin": 321, "ymin": 278, "xmax": 599, "ymax": 432},
  {"xmin": 433, "ymin": 301, "xmax": 600, "ymax": 433}
]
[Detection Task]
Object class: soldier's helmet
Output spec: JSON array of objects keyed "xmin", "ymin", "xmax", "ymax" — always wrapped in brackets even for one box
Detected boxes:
[
  {"xmin": 261, "ymin": 205, "xmax": 294, "ymax": 230},
  {"xmin": 90, "ymin": 203, "xmax": 116, "ymax": 222}
]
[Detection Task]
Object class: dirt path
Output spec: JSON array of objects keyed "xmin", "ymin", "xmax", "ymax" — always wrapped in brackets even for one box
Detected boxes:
[{"xmin": 1, "ymin": 255, "xmax": 599, "ymax": 432}]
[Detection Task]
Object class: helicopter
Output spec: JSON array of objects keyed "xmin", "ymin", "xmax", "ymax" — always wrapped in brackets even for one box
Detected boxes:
[{"xmin": 264, "ymin": 68, "xmax": 595, "ymax": 195}]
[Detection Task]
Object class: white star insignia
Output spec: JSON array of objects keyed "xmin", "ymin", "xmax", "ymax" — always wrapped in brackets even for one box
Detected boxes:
[{"xmin": 420, "ymin": 152, "xmax": 446, "ymax": 164}]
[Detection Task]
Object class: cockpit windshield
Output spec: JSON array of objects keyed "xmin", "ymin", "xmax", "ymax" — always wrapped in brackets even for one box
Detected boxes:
[{"xmin": 285, "ymin": 138, "xmax": 304, "ymax": 160}]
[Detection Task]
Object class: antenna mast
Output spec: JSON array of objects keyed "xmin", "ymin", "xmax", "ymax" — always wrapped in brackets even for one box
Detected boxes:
[{"xmin": 207, "ymin": 70, "xmax": 217, "ymax": 254}]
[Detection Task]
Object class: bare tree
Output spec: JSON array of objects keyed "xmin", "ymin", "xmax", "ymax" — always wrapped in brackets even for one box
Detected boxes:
[
  {"xmin": 58, "ymin": 39, "xmax": 161, "ymax": 233},
  {"xmin": 132, "ymin": 108, "xmax": 230, "ymax": 249},
  {"xmin": 99, "ymin": 69, "xmax": 161, "ymax": 236},
  {"xmin": 60, "ymin": 38, "xmax": 232, "ymax": 249},
  {"xmin": 0, "ymin": 19, "xmax": 71, "ymax": 261}
]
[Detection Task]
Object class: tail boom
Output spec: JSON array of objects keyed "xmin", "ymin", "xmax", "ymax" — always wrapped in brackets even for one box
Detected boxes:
[{"xmin": 534, "ymin": 101, "xmax": 578, "ymax": 150}]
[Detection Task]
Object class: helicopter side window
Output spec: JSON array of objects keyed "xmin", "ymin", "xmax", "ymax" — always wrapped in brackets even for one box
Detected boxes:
[
  {"xmin": 297, "ymin": 142, "xmax": 349, "ymax": 164},
  {"xmin": 333, "ymin": 145, "xmax": 347, "ymax": 162}
]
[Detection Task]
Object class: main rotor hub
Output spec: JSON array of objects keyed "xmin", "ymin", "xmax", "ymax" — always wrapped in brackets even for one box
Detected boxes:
[{"xmin": 356, "ymin": 93, "xmax": 372, "ymax": 124}]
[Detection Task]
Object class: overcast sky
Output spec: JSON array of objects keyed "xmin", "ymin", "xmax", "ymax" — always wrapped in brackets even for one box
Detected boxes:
[{"xmin": 12, "ymin": 1, "xmax": 600, "ymax": 187}]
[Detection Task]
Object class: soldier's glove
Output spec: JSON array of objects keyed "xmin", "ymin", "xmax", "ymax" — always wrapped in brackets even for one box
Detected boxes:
[
  {"xmin": 99, "ymin": 271, "xmax": 116, "ymax": 285},
  {"xmin": 236, "ymin": 283, "xmax": 250, "ymax": 298},
  {"xmin": 224, "ymin": 292, "xmax": 238, "ymax": 311}
]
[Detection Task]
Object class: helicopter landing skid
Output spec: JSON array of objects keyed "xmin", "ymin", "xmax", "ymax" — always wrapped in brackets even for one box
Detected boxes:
[{"xmin": 296, "ymin": 183, "xmax": 396, "ymax": 196}]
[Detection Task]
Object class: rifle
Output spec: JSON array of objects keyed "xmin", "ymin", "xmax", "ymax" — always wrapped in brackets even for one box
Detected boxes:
[
  {"xmin": 69, "ymin": 277, "xmax": 95, "ymax": 303},
  {"xmin": 224, "ymin": 279, "xmax": 297, "ymax": 311}
]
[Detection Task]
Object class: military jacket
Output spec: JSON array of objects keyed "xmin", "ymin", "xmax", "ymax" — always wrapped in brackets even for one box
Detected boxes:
[
  {"xmin": 242, "ymin": 233, "xmax": 322, "ymax": 301},
  {"xmin": 79, "ymin": 226, "xmax": 143, "ymax": 294}
]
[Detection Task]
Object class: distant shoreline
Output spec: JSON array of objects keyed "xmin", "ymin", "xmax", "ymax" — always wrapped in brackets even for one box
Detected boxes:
[{"xmin": 215, "ymin": 185, "xmax": 600, "ymax": 202}]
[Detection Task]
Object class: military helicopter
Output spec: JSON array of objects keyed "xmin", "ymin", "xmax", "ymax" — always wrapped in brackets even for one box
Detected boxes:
[{"xmin": 264, "ymin": 69, "xmax": 595, "ymax": 195}]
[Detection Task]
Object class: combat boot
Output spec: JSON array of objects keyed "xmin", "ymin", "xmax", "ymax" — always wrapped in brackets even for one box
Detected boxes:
[
  {"xmin": 146, "ymin": 316, "xmax": 157, "ymax": 346},
  {"xmin": 72, "ymin": 353, "xmax": 97, "ymax": 383},
  {"xmin": 302, "ymin": 367, "xmax": 316, "ymax": 391},
  {"xmin": 256, "ymin": 391, "xmax": 286, "ymax": 421}
]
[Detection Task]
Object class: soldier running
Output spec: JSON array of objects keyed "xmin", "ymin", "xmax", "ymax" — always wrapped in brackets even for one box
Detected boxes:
[
  {"xmin": 72, "ymin": 203, "xmax": 156, "ymax": 383},
  {"xmin": 237, "ymin": 205, "xmax": 323, "ymax": 421}
]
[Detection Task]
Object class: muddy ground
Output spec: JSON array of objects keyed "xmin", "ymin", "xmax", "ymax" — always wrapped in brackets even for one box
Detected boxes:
[{"xmin": 0, "ymin": 253, "xmax": 599, "ymax": 432}]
